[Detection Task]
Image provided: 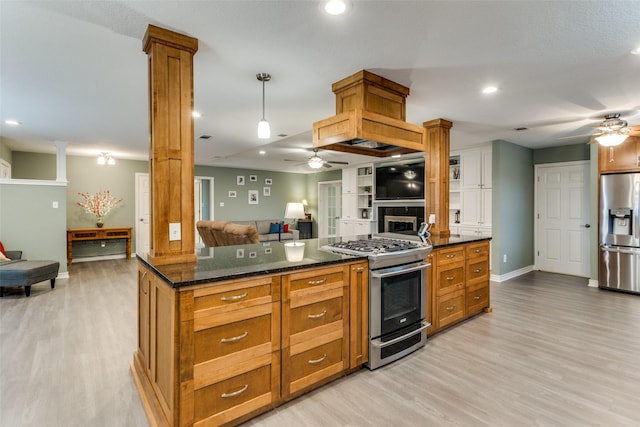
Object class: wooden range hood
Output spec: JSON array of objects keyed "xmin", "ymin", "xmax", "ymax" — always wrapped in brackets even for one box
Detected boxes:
[{"xmin": 312, "ymin": 70, "xmax": 425, "ymax": 157}]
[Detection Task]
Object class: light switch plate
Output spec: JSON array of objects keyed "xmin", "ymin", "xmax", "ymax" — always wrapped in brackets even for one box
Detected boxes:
[
  {"xmin": 169, "ymin": 223, "xmax": 181, "ymax": 241},
  {"xmin": 52, "ymin": 201, "xmax": 59, "ymax": 209}
]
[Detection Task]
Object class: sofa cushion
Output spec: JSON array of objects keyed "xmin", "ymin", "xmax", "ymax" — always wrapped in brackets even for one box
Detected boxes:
[{"xmin": 0, "ymin": 241, "xmax": 6, "ymax": 258}]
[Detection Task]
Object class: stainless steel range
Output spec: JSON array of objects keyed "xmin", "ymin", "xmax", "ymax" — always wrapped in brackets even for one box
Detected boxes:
[{"xmin": 325, "ymin": 235, "xmax": 432, "ymax": 369}]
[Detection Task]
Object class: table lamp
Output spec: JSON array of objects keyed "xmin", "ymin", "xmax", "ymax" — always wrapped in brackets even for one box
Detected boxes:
[{"xmin": 284, "ymin": 202, "xmax": 305, "ymax": 248}]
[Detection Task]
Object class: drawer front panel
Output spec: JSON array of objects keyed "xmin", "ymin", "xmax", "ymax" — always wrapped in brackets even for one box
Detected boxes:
[
  {"xmin": 467, "ymin": 260, "xmax": 489, "ymax": 282},
  {"xmin": 437, "ymin": 266, "xmax": 464, "ymax": 295},
  {"xmin": 195, "ymin": 314, "xmax": 272, "ymax": 363},
  {"xmin": 288, "ymin": 339, "xmax": 344, "ymax": 383},
  {"xmin": 195, "ymin": 283, "xmax": 272, "ymax": 311},
  {"xmin": 466, "ymin": 241, "xmax": 489, "ymax": 259},
  {"xmin": 290, "ymin": 297, "xmax": 343, "ymax": 335},
  {"xmin": 437, "ymin": 247, "xmax": 465, "ymax": 266},
  {"xmin": 437, "ymin": 290, "xmax": 465, "ymax": 329},
  {"xmin": 194, "ymin": 364, "xmax": 272, "ymax": 422},
  {"xmin": 467, "ymin": 284, "xmax": 489, "ymax": 315},
  {"xmin": 289, "ymin": 269, "xmax": 345, "ymax": 293}
]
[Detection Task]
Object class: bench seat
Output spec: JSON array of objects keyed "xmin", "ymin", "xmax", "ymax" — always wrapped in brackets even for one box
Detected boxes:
[{"xmin": 0, "ymin": 259, "xmax": 60, "ymax": 297}]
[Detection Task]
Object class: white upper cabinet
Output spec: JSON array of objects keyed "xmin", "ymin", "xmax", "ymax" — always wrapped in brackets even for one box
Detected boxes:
[
  {"xmin": 460, "ymin": 146, "xmax": 491, "ymax": 189},
  {"xmin": 342, "ymin": 167, "xmax": 357, "ymax": 193}
]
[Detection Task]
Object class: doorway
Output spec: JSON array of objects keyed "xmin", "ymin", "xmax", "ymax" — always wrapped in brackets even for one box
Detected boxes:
[
  {"xmin": 135, "ymin": 174, "xmax": 214, "ymax": 254},
  {"xmin": 318, "ymin": 181, "xmax": 341, "ymax": 238},
  {"xmin": 535, "ymin": 161, "xmax": 590, "ymax": 277}
]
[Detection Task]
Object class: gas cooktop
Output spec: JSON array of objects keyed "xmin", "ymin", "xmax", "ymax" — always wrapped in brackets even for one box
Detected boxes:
[{"xmin": 326, "ymin": 237, "xmax": 426, "ymax": 255}]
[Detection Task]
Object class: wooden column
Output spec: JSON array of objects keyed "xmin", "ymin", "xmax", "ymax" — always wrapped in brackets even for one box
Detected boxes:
[
  {"xmin": 143, "ymin": 25, "xmax": 198, "ymax": 265},
  {"xmin": 424, "ymin": 118, "xmax": 453, "ymax": 237}
]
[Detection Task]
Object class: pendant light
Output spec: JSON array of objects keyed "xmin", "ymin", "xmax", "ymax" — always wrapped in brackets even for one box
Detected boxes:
[{"xmin": 257, "ymin": 73, "xmax": 271, "ymax": 139}]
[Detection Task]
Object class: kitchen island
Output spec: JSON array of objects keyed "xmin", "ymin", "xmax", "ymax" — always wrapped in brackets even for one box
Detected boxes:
[
  {"xmin": 133, "ymin": 239, "xmax": 369, "ymax": 427},
  {"xmin": 133, "ymin": 234, "xmax": 491, "ymax": 426}
]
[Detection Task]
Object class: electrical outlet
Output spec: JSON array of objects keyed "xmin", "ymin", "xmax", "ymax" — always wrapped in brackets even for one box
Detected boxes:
[
  {"xmin": 428, "ymin": 214, "xmax": 436, "ymax": 224},
  {"xmin": 52, "ymin": 201, "xmax": 59, "ymax": 209},
  {"xmin": 169, "ymin": 223, "xmax": 181, "ymax": 241},
  {"xmin": 503, "ymin": 254, "xmax": 507, "ymax": 263}
]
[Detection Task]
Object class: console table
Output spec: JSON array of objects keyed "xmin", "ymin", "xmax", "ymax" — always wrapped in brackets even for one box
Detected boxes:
[
  {"xmin": 297, "ymin": 219, "xmax": 312, "ymax": 239},
  {"xmin": 67, "ymin": 227, "xmax": 132, "ymax": 265}
]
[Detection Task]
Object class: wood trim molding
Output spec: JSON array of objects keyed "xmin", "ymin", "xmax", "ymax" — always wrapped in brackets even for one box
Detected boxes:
[{"xmin": 424, "ymin": 118, "xmax": 453, "ymax": 237}]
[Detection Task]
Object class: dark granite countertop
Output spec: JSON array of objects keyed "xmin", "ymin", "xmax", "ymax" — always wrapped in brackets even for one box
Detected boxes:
[
  {"xmin": 137, "ymin": 238, "xmax": 367, "ymax": 288},
  {"xmin": 138, "ymin": 233, "xmax": 490, "ymax": 289}
]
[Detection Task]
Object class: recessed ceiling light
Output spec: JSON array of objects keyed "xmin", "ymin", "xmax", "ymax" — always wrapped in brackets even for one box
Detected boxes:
[
  {"xmin": 4, "ymin": 119, "xmax": 22, "ymax": 125},
  {"xmin": 324, "ymin": 0, "xmax": 351, "ymax": 15},
  {"xmin": 631, "ymin": 47, "xmax": 640, "ymax": 55},
  {"xmin": 192, "ymin": 111, "xmax": 202, "ymax": 118},
  {"xmin": 392, "ymin": 154, "xmax": 402, "ymax": 158},
  {"xmin": 482, "ymin": 86, "xmax": 498, "ymax": 94},
  {"xmin": 259, "ymin": 150, "xmax": 266, "ymax": 155}
]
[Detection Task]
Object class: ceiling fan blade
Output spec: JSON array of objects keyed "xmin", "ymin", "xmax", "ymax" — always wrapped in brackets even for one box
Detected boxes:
[
  {"xmin": 557, "ymin": 133, "xmax": 593, "ymax": 140},
  {"xmin": 322, "ymin": 163, "xmax": 333, "ymax": 168},
  {"xmin": 327, "ymin": 160, "xmax": 349, "ymax": 165}
]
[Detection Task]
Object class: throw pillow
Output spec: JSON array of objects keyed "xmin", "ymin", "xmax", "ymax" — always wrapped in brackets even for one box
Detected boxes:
[
  {"xmin": 269, "ymin": 222, "xmax": 280, "ymax": 234},
  {"xmin": 284, "ymin": 223, "xmax": 289, "ymax": 233},
  {"xmin": 0, "ymin": 240, "xmax": 6, "ymax": 257},
  {"xmin": 0, "ymin": 251, "xmax": 8, "ymax": 262}
]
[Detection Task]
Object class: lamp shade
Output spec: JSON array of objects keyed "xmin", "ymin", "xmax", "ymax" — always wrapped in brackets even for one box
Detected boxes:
[
  {"xmin": 596, "ymin": 132, "xmax": 628, "ymax": 147},
  {"xmin": 284, "ymin": 202, "xmax": 305, "ymax": 220},
  {"xmin": 257, "ymin": 119, "xmax": 270, "ymax": 139}
]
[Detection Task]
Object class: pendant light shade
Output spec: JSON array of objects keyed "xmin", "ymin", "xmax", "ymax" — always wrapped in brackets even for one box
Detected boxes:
[{"xmin": 257, "ymin": 73, "xmax": 271, "ymax": 139}]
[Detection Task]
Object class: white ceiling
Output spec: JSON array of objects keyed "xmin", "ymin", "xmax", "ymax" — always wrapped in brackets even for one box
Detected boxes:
[{"xmin": 2, "ymin": 1, "xmax": 640, "ymax": 173}]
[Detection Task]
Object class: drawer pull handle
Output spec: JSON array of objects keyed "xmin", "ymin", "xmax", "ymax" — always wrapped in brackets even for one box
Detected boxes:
[
  {"xmin": 308, "ymin": 354, "xmax": 327, "ymax": 364},
  {"xmin": 220, "ymin": 332, "xmax": 249, "ymax": 343},
  {"xmin": 308, "ymin": 310, "xmax": 327, "ymax": 319},
  {"xmin": 221, "ymin": 292, "xmax": 248, "ymax": 301},
  {"xmin": 221, "ymin": 384, "xmax": 248, "ymax": 398},
  {"xmin": 353, "ymin": 267, "xmax": 365, "ymax": 271},
  {"xmin": 473, "ymin": 269, "xmax": 482, "ymax": 273},
  {"xmin": 474, "ymin": 295, "xmax": 482, "ymax": 300},
  {"xmin": 445, "ymin": 254, "xmax": 456, "ymax": 258},
  {"xmin": 308, "ymin": 278, "xmax": 327, "ymax": 285},
  {"xmin": 446, "ymin": 276, "xmax": 455, "ymax": 281},
  {"xmin": 446, "ymin": 306, "xmax": 455, "ymax": 311},
  {"xmin": 474, "ymin": 249, "xmax": 481, "ymax": 253}
]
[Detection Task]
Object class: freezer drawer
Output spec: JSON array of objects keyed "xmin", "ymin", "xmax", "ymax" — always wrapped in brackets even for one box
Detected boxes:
[{"xmin": 599, "ymin": 246, "xmax": 640, "ymax": 294}]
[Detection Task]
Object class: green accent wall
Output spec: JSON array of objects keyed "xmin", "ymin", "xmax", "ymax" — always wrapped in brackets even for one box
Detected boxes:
[
  {"xmin": 0, "ymin": 182, "xmax": 67, "ymax": 273},
  {"xmin": 533, "ymin": 143, "xmax": 590, "ymax": 164},
  {"xmin": 12, "ymin": 151, "xmax": 57, "ymax": 180},
  {"xmin": 492, "ymin": 140, "xmax": 534, "ymax": 275}
]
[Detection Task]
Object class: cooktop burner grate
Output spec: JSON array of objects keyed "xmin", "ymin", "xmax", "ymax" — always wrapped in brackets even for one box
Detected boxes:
[{"xmin": 328, "ymin": 238, "xmax": 422, "ymax": 254}]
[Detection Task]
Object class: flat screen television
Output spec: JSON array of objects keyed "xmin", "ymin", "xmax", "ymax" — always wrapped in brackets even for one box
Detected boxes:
[{"xmin": 375, "ymin": 161, "xmax": 425, "ymax": 200}]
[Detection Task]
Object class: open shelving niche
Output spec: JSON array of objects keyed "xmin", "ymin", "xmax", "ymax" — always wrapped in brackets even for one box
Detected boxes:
[
  {"xmin": 356, "ymin": 165, "xmax": 373, "ymax": 220},
  {"xmin": 449, "ymin": 154, "xmax": 461, "ymax": 226}
]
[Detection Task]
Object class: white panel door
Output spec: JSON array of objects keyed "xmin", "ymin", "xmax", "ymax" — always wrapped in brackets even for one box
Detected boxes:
[
  {"xmin": 536, "ymin": 162, "xmax": 590, "ymax": 277},
  {"xmin": 319, "ymin": 181, "xmax": 341, "ymax": 238},
  {"xmin": 135, "ymin": 173, "xmax": 150, "ymax": 255}
]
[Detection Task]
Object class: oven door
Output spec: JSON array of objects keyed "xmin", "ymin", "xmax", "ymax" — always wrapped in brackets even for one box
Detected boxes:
[{"xmin": 370, "ymin": 261, "xmax": 428, "ymax": 339}]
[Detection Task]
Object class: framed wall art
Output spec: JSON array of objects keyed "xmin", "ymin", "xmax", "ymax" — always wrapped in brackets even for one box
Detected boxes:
[
  {"xmin": 263, "ymin": 187, "xmax": 271, "ymax": 196},
  {"xmin": 248, "ymin": 190, "xmax": 259, "ymax": 204},
  {"xmin": 237, "ymin": 176, "xmax": 245, "ymax": 185},
  {"xmin": 249, "ymin": 175, "xmax": 257, "ymax": 182},
  {"xmin": 265, "ymin": 178, "xmax": 272, "ymax": 185},
  {"xmin": 228, "ymin": 190, "xmax": 237, "ymax": 198}
]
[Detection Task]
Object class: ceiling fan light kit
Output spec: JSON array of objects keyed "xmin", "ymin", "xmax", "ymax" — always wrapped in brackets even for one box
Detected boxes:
[
  {"xmin": 308, "ymin": 153, "xmax": 325, "ymax": 169},
  {"xmin": 596, "ymin": 133, "xmax": 628, "ymax": 147},
  {"xmin": 594, "ymin": 113, "xmax": 632, "ymax": 147},
  {"xmin": 257, "ymin": 73, "xmax": 271, "ymax": 139}
]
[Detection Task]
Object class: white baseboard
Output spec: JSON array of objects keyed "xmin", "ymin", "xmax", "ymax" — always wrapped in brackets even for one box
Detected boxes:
[
  {"xmin": 490, "ymin": 265, "xmax": 534, "ymax": 283},
  {"xmin": 71, "ymin": 254, "xmax": 127, "ymax": 264},
  {"xmin": 588, "ymin": 279, "xmax": 599, "ymax": 288}
]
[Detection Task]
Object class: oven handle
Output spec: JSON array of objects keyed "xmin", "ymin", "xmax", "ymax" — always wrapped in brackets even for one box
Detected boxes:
[
  {"xmin": 371, "ymin": 262, "xmax": 430, "ymax": 279},
  {"xmin": 370, "ymin": 321, "xmax": 430, "ymax": 348}
]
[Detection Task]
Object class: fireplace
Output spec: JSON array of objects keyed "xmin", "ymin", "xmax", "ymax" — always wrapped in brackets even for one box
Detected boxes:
[{"xmin": 378, "ymin": 206, "xmax": 425, "ymax": 234}]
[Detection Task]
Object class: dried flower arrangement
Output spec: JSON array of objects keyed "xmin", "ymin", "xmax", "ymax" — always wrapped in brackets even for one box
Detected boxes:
[{"xmin": 77, "ymin": 189, "xmax": 123, "ymax": 226}]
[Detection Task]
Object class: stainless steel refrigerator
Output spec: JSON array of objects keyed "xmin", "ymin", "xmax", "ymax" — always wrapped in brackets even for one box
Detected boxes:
[{"xmin": 600, "ymin": 173, "xmax": 640, "ymax": 294}]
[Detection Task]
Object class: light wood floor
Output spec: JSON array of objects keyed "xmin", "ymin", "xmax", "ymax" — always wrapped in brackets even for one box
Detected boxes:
[{"xmin": 2, "ymin": 261, "xmax": 639, "ymax": 426}]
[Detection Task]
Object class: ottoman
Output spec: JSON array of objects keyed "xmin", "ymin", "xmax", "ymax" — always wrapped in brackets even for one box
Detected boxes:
[{"xmin": 0, "ymin": 260, "xmax": 60, "ymax": 297}]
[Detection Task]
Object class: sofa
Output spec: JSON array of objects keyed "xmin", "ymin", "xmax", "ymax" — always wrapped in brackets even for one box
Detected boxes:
[
  {"xmin": 197, "ymin": 220, "xmax": 261, "ymax": 247},
  {"xmin": 0, "ymin": 250, "xmax": 60, "ymax": 297},
  {"xmin": 234, "ymin": 220, "xmax": 300, "ymax": 242}
]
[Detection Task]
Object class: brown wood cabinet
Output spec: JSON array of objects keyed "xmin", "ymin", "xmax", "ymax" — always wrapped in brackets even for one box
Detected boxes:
[
  {"xmin": 429, "ymin": 240, "xmax": 491, "ymax": 334},
  {"xmin": 598, "ymin": 137, "xmax": 640, "ymax": 173},
  {"xmin": 133, "ymin": 259, "xmax": 368, "ymax": 427}
]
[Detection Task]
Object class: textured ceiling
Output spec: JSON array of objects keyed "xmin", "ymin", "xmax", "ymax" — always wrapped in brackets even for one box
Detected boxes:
[{"xmin": 1, "ymin": 1, "xmax": 640, "ymax": 173}]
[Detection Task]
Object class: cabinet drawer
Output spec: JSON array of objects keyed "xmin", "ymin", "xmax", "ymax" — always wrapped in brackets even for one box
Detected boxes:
[
  {"xmin": 466, "ymin": 283, "xmax": 489, "ymax": 315},
  {"xmin": 466, "ymin": 241, "xmax": 489, "ymax": 260},
  {"xmin": 436, "ymin": 289, "xmax": 465, "ymax": 329},
  {"xmin": 288, "ymin": 339, "xmax": 344, "ymax": 385},
  {"xmin": 193, "ymin": 275, "xmax": 278, "ymax": 313},
  {"xmin": 195, "ymin": 312, "xmax": 273, "ymax": 363},
  {"xmin": 467, "ymin": 259, "xmax": 489, "ymax": 283},
  {"xmin": 437, "ymin": 247, "xmax": 465, "ymax": 266},
  {"xmin": 436, "ymin": 265, "xmax": 464, "ymax": 295},
  {"xmin": 290, "ymin": 297, "xmax": 343, "ymax": 335},
  {"xmin": 194, "ymin": 363, "xmax": 275, "ymax": 424},
  {"xmin": 288, "ymin": 267, "xmax": 345, "ymax": 293}
]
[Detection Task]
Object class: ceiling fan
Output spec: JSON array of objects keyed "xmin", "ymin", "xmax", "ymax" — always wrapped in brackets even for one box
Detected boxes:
[
  {"xmin": 588, "ymin": 113, "xmax": 640, "ymax": 146},
  {"xmin": 284, "ymin": 148, "xmax": 349, "ymax": 169}
]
